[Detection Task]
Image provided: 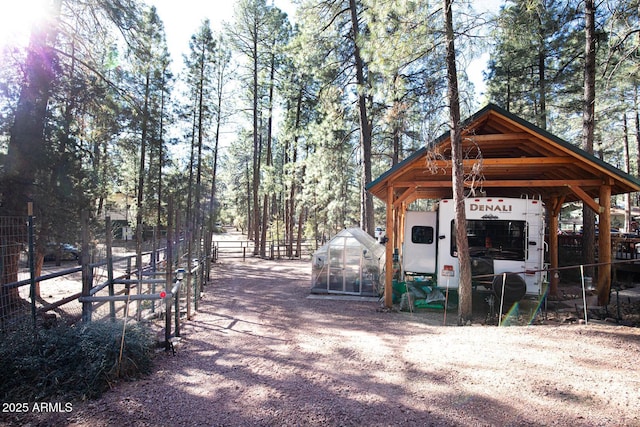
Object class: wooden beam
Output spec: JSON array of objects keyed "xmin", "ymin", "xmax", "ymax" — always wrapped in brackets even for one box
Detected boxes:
[
  {"xmin": 549, "ymin": 194, "xmax": 566, "ymax": 218},
  {"xmin": 395, "ymin": 179, "xmax": 602, "ymax": 188},
  {"xmin": 392, "ymin": 187, "xmax": 416, "ymax": 209},
  {"xmin": 481, "ymin": 157, "xmax": 574, "ymax": 166},
  {"xmin": 548, "ymin": 196, "xmax": 560, "ymax": 297},
  {"xmin": 398, "ymin": 205, "xmax": 406, "ymax": 253},
  {"xmin": 384, "ymin": 185, "xmax": 394, "ymax": 308},
  {"xmin": 547, "ymin": 192, "xmax": 565, "ymax": 297},
  {"xmin": 598, "ymin": 185, "xmax": 612, "ymax": 305},
  {"xmin": 489, "ymin": 180, "xmax": 601, "ymax": 187},
  {"xmin": 462, "ymin": 132, "xmax": 530, "ymax": 141},
  {"xmin": 410, "ymin": 157, "xmax": 575, "ymax": 170},
  {"xmin": 410, "ymin": 191, "xmax": 449, "ymax": 202},
  {"xmin": 567, "ymin": 184, "xmax": 601, "ymax": 213},
  {"xmin": 402, "ymin": 194, "xmax": 421, "ymax": 206}
]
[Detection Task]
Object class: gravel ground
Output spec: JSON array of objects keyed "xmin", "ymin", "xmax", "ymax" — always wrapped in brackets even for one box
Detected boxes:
[{"xmin": 3, "ymin": 243, "xmax": 640, "ymax": 426}]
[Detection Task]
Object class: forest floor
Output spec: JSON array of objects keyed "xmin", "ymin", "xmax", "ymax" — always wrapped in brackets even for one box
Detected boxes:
[{"xmin": 3, "ymin": 229, "xmax": 640, "ymax": 426}]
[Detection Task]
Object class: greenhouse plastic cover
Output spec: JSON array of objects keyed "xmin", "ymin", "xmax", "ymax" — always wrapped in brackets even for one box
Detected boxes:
[{"xmin": 311, "ymin": 228, "xmax": 386, "ymax": 296}]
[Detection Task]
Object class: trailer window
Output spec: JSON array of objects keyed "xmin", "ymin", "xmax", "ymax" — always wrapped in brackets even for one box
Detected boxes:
[
  {"xmin": 411, "ymin": 226, "xmax": 434, "ymax": 244},
  {"xmin": 450, "ymin": 220, "xmax": 526, "ymax": 261}
]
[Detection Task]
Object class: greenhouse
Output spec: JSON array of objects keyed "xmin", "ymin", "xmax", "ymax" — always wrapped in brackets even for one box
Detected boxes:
[{"xmin": 311, "ymin": 228, "xmax": 386, "ymax": 296}]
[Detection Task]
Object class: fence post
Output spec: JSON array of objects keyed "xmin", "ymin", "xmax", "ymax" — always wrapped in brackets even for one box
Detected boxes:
[
  {"xmin": 174, "ymin": 272, "xmax": 181, "ymax": 338},
  {"xmin": 151, "ymin": 226, "xmax": 158, "ymax": 312},
  {"xmin": 193, "ymin": 269, "xmax": 198, "ymax": 312},
  {"xmin": 135, "ymin": 214, "xmax": 143, "ymax": 321},
  {"xmin": 186, "ymin": 214, "xmax": 193, "ymax": 320},
  {"xmin": 165, "ymin": 285, "xmax": 172, "ymax": 351},
  {"xmin": 27, "ymin": 203, "xmax": 36, "ymax": 329},
  {"xmin": 151, "ymin": 226, "xmax": 157, "ymax": 271},
  {"xmin": 81, "ymin": 211, "xmax": 92, "ymax": 323},
  {"xmin": 106, "ymin": 216, "xmax": 116, "ymax": 321},
  {"xmin": 164, "ymin": 198, "xmax": 174, "ymax": 351}
]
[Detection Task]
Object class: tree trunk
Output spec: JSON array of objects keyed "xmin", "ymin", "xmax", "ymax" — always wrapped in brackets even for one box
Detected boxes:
[
  {"xmin": 635, "ymin": 87, "xmax": 640, "ymax": 178},
  {"xmin": 536, "ymin": 4, "xmax": 547, "ymax": 130},
  {"xmin": 260, "ymin": 49, "xmax": 277, "ymax": 258},
  {"xmin": 296, "ymin": 209, "xmax": 305, "ymax": 258},
  {"xmin": 261, "ymin": 194, "xmax": 269, "ymax": 257},
  {"xmin": 205, "ymin": 53, "xmax": 225, "ymax": 279},
  {"xmin": 252, "ymin": 17, "xmax": 261, "ymax": 255},
  {"xmin": 246, "ymin": 160, "xmax": 252, "ymax": 237},
  {"xmin": 582, "ymin": 0, "xmax": 597, "ymax": 294},
  {"xmin": 157, "ymin": 70, "xmax": 167, "ymax": 229},
  {"xmin": 0, "ymin": 2, "xmax": 61, "ymax": 309},
  {"xmin": 287, "ymin": 86, "xmax": 304, "ymax": 257},
  {"xmin": 348, "ymin": 0, "xmax": 374, "ymax": 235},
  {"xmin": 623, "ymin": 113, "xmax": 631, "ymax": 232},
  {"xmin": 444, "ymin": 0, "xmax": 472, "ymax": 324},
  {"xmin": 194, "ymin": 42, "xmax": 206, "ymax": 265}
]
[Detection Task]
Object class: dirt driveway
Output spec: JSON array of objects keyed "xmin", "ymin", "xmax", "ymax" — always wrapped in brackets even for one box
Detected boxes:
[{"xmin": 4, "ymin": 253, "xmax": 640, "ymax": 426}]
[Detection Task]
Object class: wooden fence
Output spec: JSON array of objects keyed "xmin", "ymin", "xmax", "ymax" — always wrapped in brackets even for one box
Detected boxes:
[
  {"xmin": 558, "ymin": 233, "xmax": 640, "ymax": 260},
  {"xmin": 212, "ymin": 239, "xmax": 315, "ymax": 261},
  {"xmin": 0, "ymin": 212, "xmax": 203, "ymax": 352}
]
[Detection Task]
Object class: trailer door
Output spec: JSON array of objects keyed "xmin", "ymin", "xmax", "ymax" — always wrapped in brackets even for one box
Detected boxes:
[{"xmin": 403, "ymin": 211, "xmax": 437, "ymax": 275}]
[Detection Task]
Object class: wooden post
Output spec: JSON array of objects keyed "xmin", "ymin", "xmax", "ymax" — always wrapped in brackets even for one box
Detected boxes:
[
  {"xmin": 548, "ymin": 198, "xmax": 561, "ymax": 296},
  {"xmin": 81, "ymin": 210, "xmax": 92, "ymax": 323},
  {"xmin": 151, "ymin": 226, "xmax": 158, "ymax": 271},
  {"xmin": 384, "ymin": 185, "xmax": 394, "ymax": 308},
  {"xmin": 174, "ymin": 279, "xmax": 181, "ymax": 337},
  {"xmin": 27, "ymin": 202, "xmax": 36, "ymax": 328},
  {"xmin": 598, "ymin": 184, "xmax": 612, "ymax": 305},
  {"xmin": 106, "ymin": 216, "xmax": 116, "ymax": 320},
  {"xmin": 185, "ymin": 206, "xmax": 193, "ymax": 320},
  {"xmin": 165, "ymin": 197, "xmax": 174, "ymax": 351}
]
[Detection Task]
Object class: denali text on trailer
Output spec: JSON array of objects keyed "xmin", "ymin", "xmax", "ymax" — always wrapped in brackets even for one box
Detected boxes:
[{"xmin": 402, "ymin": 197, "xmax": 547, "ymax": 303}]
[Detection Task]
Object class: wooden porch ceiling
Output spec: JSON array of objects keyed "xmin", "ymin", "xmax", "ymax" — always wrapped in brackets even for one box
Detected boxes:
[{"xmin": 367, "ymin": 104, "xmax": 640, "ymax": 205}]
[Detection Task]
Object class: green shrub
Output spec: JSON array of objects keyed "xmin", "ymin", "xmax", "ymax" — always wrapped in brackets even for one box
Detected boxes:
[{"xmin": 0, "ymin": 320, "xmax": 155, "ymax": 402}]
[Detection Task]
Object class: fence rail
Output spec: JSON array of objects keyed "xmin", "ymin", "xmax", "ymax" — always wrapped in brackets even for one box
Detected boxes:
[
  {"xmin": 212, "ymin": 239, "xmax": 315, "ymax": 261},
  {"xmin": 0, "ymin": 212, "xmax": 204, "ymax": 351},
  {"xmin": 559, "ymin": 233, "xmax": 640, "ymax": 259}
]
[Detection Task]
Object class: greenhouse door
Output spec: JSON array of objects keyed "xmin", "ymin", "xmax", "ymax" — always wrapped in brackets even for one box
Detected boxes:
[
  {"xmin": 343, "ymin": 243, "xmax": 361, "ymax": 294},
  {"xmin": 327, "ymin": 236, "xmax": 362, "ymax": 294}
]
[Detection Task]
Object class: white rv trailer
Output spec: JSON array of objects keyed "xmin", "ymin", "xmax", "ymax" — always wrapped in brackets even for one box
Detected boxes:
[{"xmin": 402, "ymin": 197, "xmax": 546, "ymax": 301}]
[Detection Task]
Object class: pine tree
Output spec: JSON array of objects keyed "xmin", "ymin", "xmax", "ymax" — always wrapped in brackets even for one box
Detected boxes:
[
  {"xmin": 295, "ymin": 0, "xmax": 376, "ymax": 235},
  {"xmin": 443, "ymin": 0, "xmax": 472, "ymax": 323},
  {"xmin": 486, "ymin": 0, "xmax": 582, "ymax": 131},
  {"xmin": 0, "ymin": 0, "xmax": 142, "ymax": 306}
]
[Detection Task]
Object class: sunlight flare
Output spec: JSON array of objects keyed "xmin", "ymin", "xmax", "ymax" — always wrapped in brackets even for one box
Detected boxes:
[{"xmin": 0, "ymin": 0, "xmax": 51, "ymax": 49}]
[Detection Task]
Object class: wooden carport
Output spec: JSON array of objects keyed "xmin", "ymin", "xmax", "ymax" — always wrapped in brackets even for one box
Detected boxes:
[{"xmin": 367, "ymin": 104, "xmax": 640, "ymax": 308}]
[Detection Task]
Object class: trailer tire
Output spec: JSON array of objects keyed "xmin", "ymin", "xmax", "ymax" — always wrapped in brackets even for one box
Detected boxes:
[{"xmin": 492, "ymin": 273, "xmax": 526, "ymax": 303}]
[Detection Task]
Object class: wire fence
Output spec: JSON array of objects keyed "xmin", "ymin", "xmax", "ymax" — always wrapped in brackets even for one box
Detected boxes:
[
  {"xmin": 0, "ymin": 215, "xmax": 33, "ymax": 332},
  {"xmin": 390, "ymin": 235, "xmax": 640, "ymax": 326},
  {"xmin": 3, "ymin": 212, "xmax": 639, "ymax": 344},
  {"xmin": 0, "ymin": 210, "xmax": 205, "ymax": 350}
]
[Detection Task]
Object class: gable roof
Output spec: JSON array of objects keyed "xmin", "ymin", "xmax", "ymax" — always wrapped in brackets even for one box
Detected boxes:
[
  {"xmin": 314, "ymin": 228, "xmax": 386, "ymax": 261},
  {"xmin": 367, "ymin": 103, "xmax": 640, "ymax": 205}
]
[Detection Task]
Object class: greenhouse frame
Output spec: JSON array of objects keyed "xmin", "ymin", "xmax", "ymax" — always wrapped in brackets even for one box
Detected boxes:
[{"xmin": 311, "ymin": 228, "xmax": 386, "ymax": 296}]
